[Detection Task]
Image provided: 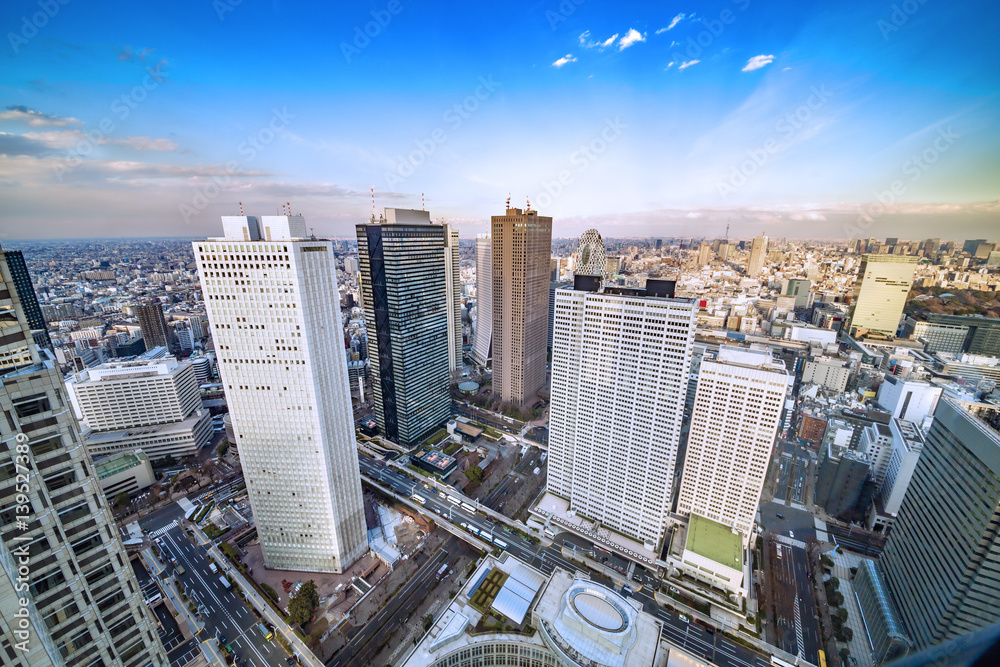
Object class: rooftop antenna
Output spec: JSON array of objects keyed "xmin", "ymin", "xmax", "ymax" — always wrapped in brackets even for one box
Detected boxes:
[
  {"xmin": 371, "ymin": 186, "xmax": 376, "ymax": 224},
  {"xmin": 239, "ymin": 201, "xmax": 244, "ymax": 215},
  {"xmin": 421, "ymin": 192, "xmax": 425, "ymax": 211},
  {"xmin": 526, "ymin": 196, "xmax": 531, "ymax": 212},
  {"xmin": 287, "ymin": 202, "xmax": 291, "ymax": 216},
  {"xmin": 310, "ymin": 227, "xmax": 316, "ymax": 241},
  {"xmin": 506, "ymin": 193, "xmax": 511, "ymax": 209},
  {"xmin": 725, "ymin": 218, "xmax": 730, "ymax": 243}
]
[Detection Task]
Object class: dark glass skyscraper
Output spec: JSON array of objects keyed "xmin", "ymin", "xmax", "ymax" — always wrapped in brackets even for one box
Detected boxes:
[
  {"xmin": 357, "ymin": 209, "xmax": 452, "ymax": 447},
  {"xmin": 135, "ymin": 301, "xmax": 176, "ymax": 353},
  {"xmin": 3, "ymin": 250, "xmax": 50, "ymax": 349}
]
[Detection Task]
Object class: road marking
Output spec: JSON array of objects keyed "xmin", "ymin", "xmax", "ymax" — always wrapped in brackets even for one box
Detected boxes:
[{"xmin": 149, "ymin": 520, "xmax": 179, "ymax": 539}]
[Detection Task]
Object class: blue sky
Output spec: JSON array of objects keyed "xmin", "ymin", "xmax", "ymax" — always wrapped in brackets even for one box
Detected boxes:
[{"xmin": 1, "ymin": 0, "xmax": 998, "ymax": 239}]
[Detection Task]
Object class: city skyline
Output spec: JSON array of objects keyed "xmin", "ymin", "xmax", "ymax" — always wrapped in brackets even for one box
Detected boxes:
[{"xmin": 1, "ymin": 0, "xmax": 998, "ymax": 239}]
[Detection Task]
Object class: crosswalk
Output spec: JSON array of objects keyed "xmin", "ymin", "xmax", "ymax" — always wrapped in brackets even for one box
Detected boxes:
[
  {"xmin": 149, "ymin": 521, "xmax": 178, "ymax": 539},
  {"xmin": 792, "ymin": 595, "xmax": 804, "ymax": 659}
]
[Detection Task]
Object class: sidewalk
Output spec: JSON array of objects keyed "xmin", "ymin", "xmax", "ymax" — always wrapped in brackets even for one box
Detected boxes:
[{"xmin": 190, "ymin": 523, "xmax": 324, "ymax": 667}]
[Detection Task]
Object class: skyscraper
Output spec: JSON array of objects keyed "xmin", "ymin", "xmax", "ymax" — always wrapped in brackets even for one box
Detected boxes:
[
  {"xmin": 3, "ymin": 249, "xmax": 50, "ymax": 349},
  {"xmin": 492, "ymin": 206, "xmax": 552, "ymax": 406},
  {"xmin": 444, "ymin": 223, "xmax": 462, "ymax": 375},
  {"xmin": 847, "ymin": 254, "xmax": 917, "ymax": 337},
  {"xmin": 472, "ymin": 234, "xmax": 492, "ymax": 367},
  {"xmin": 677, "ymin": 346, "xmax": 790, "ymax": 546},
  {"xmin": 357, "ymin": 208, "xmax": 452, "ymax": 447},
  {"xmin": 880, "ymin": 397, "xmax": 1000, "ymax": 649},
  {"xmin": 575, "ymin": 228, "xmax": 606, "ymax": 277},
  {"xmin": 548, "ymin": 277, "xmax": 696, "ymax": 549},
  {"xmin": 696, "ymin": 242, "xmax": 710, "ymax": 266},
  {"xmin": 194, "ymin": 214, "xmax": 367, "ymax": 573},
  {"xmin": 0, "ymin": 249, "xmax": 167, "ymax": 667},
  {"xmin": 135, "ymin": 301, "xmax": 177, "ymax": 353},
  {"xmin": 746, "ymin": 233, "xmax": 767, "ymax": 276}
]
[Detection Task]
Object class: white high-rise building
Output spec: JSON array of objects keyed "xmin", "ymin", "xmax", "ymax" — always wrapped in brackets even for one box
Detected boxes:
[
  {"xmin": 548, "ymin": 278, "xmax": 696, "ymax": 550},
  {"xmin": 677, "ymin": 346, "xmax": 790, "ymax": 545},
  {"xmin": 194, "ymin": 214, "xmax": 367, "ymax": 573},
  {"xmin": 472, "ymin": 233, "xmax": 492, "ymax": 367},
  {"xmin": 445, "ymin": 224, "xmax": 462, "ymax": 374}
]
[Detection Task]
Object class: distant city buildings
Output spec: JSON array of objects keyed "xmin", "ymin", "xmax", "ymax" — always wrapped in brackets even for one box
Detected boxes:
[
  {"xmin": 492, "ymin": 206, "xmax": 552, "ymax": 406},
  {"xmin": 472, "ymin": 234, "xmax": 492, "ymax": 367},
  {"xmin": 136, "ymin": 301, "xmax": 178, "ymax": 353},
  {"xmin": 746, "ymin": 233, "xmax": 767, "ymax": 276},
  {"xmin": 0, "ymin": 248, "xmax": 167, "ymax": 667},
  {"xmin": 847, "ymin": 254, "xmax": 917, "ymax": 338},
  {"xmin": 547, "ymin": 277, "xmax": 695, "ymax": 550},
  {"xmin": 356, "ymin": 208, "xmax": 452, "ymax": 447},
  {"xmin": 195, "ymin": 214, "xmax": 367, "ymax": 573}
]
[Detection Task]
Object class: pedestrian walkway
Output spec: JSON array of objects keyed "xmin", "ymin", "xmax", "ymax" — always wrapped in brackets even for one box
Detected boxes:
[
  {"xmin": 774, "ymin": 533, "xmax": 808, "ymax": 550},
  {"xmin": 149, "ymin": 520, "xmax": 178, "ymax": 539},
  {"xmin": 829, "ymin": 550, "xmax": 875, "ymax": 667}
]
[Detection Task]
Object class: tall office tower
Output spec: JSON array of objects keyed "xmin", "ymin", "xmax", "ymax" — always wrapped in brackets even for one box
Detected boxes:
[
  {"xmin": 64, "ymin": 356, "xmax": 212, "ymax": 461},
  {"xmin": 677, "ymin": 346, "xmax": 790, "ymax": 546},
  {"xmin": 491, "ymin": 206, "xmax": 552, "ymax": 406},
  {"xmin": 135, "ymin": 301, "xmax": 177, "ymax": 353},
  {"xmin": 847, "ymin": 254, "xmax": 917, "ymax": 338},
  {"xmin": 0, "ymin": 250, "xmax": 167, "ymax": 667},
  {"xmin": 195, "ymin": 214, "xmax": 367, "ymax": 573},
  {"xmin": 548, "ymin": 277, "xmax": 696, "ymax": 549},
  {"xmin": 444, "ymin": 224, "xmax": 462, "ymax": 374},
  {"xmin": 880, "ymin": 397, "xmax": 1000, "ymax": 650},
  {"xmin": 3, "ymin": 250, "xmax": 50, "ymax": 349},
  {"xmin": 746, "ymin": 233, "xmax": 767, "ymax": 276},
  {"xmin": 696, "ymin": 242, "xmax": 710, "ymax": 266},
  {"xmin": 575, "ymin": 229, "xmax": 607, "ymax": 277},
  {"xmin": 718, "ymin": 243, "xmax": 731, "ymax": 261},
  {"xmin": 357, "ymin": 208, "xmax": 452, "ymax": 447},
  {"xmin": 472, "ymin": 234, "xmax": 493, "ymax": 367},
  {"xmin": 547, "ymin": 280, "xmax": 571, "ymax": 350}
]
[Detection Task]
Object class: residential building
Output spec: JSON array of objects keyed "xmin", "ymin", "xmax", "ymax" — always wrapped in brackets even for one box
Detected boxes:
[
  {"xmin": 3, "ymin": 249, "xmax": 50, "ymax": 349},
  {"xmin": 0, "ymin": 248, "xmax": 167, "ymax": 667},
  {"xmin": 548, "ymin": 277, "xmax": 695, "ymax": 550},
  {"xmin": 357, "ymin": 208, "xmax": 452, "ymax": 447},
  {"xmin": 135, "ymin": 301, "xmax": 177, "ymax": 353},
  {"xmin": 782, "ymin": 277, "xmax": 812, "ymax": 309},
  {"xmin": 677, "ymin": 345, "xmax": 790, "ymax": 547},
  {"xmin": 472, "ymin": 234, "xmax": 492, "ymax": 367},
  {"xmin": 746, "ymin": 234, "xmax": 767, "ymax": 276},
  {"xmin": 880, "ymin": 397, "xmax": 1000, "ymax": 649},
  {"xmin": 195, "ymin": 214, "xmax": 368, "ymax": 573},
  {"xmin": 847, "ymin": 255, "xmax": 917, "ymax": 337},
  {"xmin": 492, "ymin": 207, "xmax": 552, "ymax": 406},
  {"xmin": 801, "ymin": 357, "xmax": 851, "ymax": 392},
  {"xmin": 696, "ymin": 242, "xmax": 710, "ymax": 266},
  {"xmin": 858, "ymin": 422, "xmax": 896, "ymax": 486}
]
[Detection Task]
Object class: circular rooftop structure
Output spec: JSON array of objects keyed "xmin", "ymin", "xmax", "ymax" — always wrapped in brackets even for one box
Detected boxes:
[
  {"xmin": 458, "ymin": 381, "xmax": 480, "ymax": 394},
  {"xmin": 571, "ymin": 591, "xmax": 627, "ymax": 632}
]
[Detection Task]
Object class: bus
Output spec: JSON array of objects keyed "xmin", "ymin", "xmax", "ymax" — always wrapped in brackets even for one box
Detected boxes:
[
  {"xmin": 817, "ymin": 650, "xmax": 827, "ymax": 667},
  {"xmin": 447, "ymin": 496, "xmax": 461, "ymax": 505},
  {"xmin": 461, "ymin": 502, "xmax": 476, "ymax": 513},
  {"xmin": 468, "ymin": 526, "xmax": 481, "ymax": 536},
  {"xmin": 411, "ymin": 494, "xmax": 426, "ymax": 506},
  {"xmin": 436, "ymin": 564, "xmax": 448, "ymax": 580},
  {"xmin": 770, "ymin": 656, "xmax": 796, "ymax": 667},
  {"xmin": 493, "ymin": 538, "xmax": 508, "ymax": 549},
  {"xmin": 257, "ymin": 623, "xmax": 273, "ymax": 641}
]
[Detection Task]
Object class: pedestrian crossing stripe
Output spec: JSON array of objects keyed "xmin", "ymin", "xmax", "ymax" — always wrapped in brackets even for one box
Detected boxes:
[{"xmin": 149, "ymin": 521, "xmax": 178, "ymax": 539}]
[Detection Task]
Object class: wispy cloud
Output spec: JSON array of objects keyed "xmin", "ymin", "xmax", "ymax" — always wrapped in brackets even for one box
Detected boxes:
[
  {"xmin": 0, "ymin": 106, "xmax": 82, "ymax": 127},
  {"xmin": 678, "ymin": 59, "xmax": 700, "ymax": 70},
  {"xmin": 656, "ymin": 13, "xmax": 686, "ymax": 34},
  {"xmin": 106, "ymin": 137, "xmax": 178, "ymax": 151},
  {"xmin": 618, "ymin": 28, "xmax": 646, "ymax": 51},
  {"xmin": 117, "ymin": 45, "xmax": 154, "ymax": 62},
  {"xmin": 742, "ymin": 54, "xmax": 776, "ymax": 72},
  {"xmin": 552, "ymin": 54, "xmax": 578, "ymax": 68},
  {"xmin": 579, "ymin": 31, "xmax": 618, "ymax": 49}
]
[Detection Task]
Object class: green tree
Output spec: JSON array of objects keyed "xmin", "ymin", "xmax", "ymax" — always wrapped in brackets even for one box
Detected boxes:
[
  {"xmin": 843, "ymin": 627, "xmax": 854, "ymax": 642},
  {"xmin": 287, "ymin": 580, "xmax": 319, "ymax": 626},
  {"xmin": 114, "ymin": 491, "xmax": 131, "ymax": 508},
  {"xmin": 217, "ymin": 441, "xmax": 230, "ymax": 457},
  {"xmin": 423, "ymin": 613, "xmax": 434, "ymax": 632},
  {"xmin": 162, "ymin": 454, "xmax": 176, "ymax": 467},
  {"xmin": 828, "ymin": 576, "xmax": 840, "ymax": 591},
  {"xmin": 466, "ymin": 465, "xmax": 484, "ymax": 482}
]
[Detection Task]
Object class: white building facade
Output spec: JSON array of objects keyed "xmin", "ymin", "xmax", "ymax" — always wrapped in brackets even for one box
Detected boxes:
[
  {"xmin": 472, "ymin": 234, "xmax": 492, "ymax": 367},
  {"xmin": 194, "ymin": 215, "xmax": 367, "ymax": 573},
  {"xmin": 445, "ymin": 224, "xmax": 462, "ymax": 374},
  {"xmin": 677, "ymin": 346, "xmax": 790, "ymax": 545},
  {"xmin": 548, "ymin": 282, "xmax": 696, "ymax": 550}
]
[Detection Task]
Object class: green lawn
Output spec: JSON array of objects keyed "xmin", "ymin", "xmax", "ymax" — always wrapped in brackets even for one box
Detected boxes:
[{"xmin": 686, "ymin": 513, "xmax": 742, "ymax": 568}]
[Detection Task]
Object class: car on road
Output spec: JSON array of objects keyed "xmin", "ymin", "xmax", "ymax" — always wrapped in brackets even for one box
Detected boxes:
[
  {"xmin": 776, "ymin": 513, "xmax": 784, "ymax": 519},
  {"xmin": 679, "ymin": 615, "xmax": 689, "ymax": 623},
  {"xmin": 789, "ymin": 531, "xmax": 795, "ymax": 539}
]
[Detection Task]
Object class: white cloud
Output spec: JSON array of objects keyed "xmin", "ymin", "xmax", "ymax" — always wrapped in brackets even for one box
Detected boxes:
[
  {"xmin": 678, "ymin": 59, "xmax": 700, "ymax": 70},
  {"xmin": 656, "ymin": 13, "xmax": 686, "ymax": 33},
  {"xmin": 618, "ymin": 29, "xmax": 646, "ymax": 51},
  {"xmin": 0, "ymin": 106, "xmax": 82, "ymax": 127},
  {"xmin": 790, "ymin": 211, "xmax": 827, "ymax": 221},
  {"xmin": 552, "ymin": 54, "xmax": 578, "ymax": 68},
  {"xmin": 685, "ymin": 211, "xmax": 704, "ymax": 219},
  {"xmin": 742, "ymin": 54, "xmax": 775, "ymax": 72},
  {"xmin": 106, "ymin": 137, "xmax": 178, "ymax": 151},
  {"xmin": 580, "ymin": 30, "xmax": 618, "ymax": 49},
  {"xmin": 665, "ymin": 62, "xmax": 675, "ymax": 69}
]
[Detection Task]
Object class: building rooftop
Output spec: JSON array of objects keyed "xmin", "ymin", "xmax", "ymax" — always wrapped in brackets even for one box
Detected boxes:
[
  {"xmin": 686, "ymin": 513, "xmax": 742, "ymax": 568},
  {"xmin": 94, "ymin": 450, "xmax": 148, "ymax": 479}
]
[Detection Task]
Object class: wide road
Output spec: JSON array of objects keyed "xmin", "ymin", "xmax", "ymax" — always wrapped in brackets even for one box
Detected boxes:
[
  {"xmin": 358, "ymin": 453, "xmax": 776, "ymax": 667},
  {"xmin": 139, "ymin": 515, "xmax": 289, "ymax": 667}
]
